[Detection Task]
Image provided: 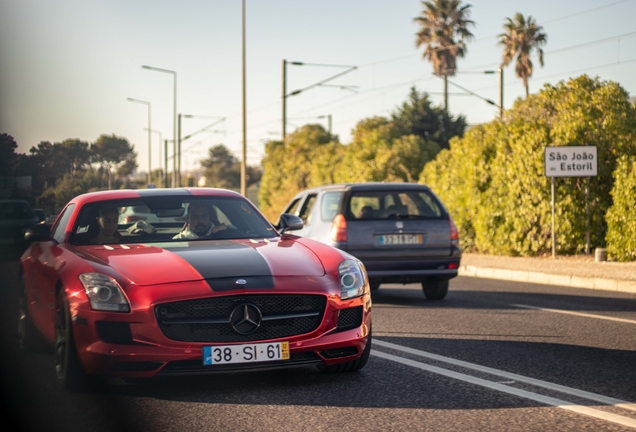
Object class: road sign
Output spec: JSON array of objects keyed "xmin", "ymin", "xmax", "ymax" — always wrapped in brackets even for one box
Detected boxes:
[{"xmin": 544, "ymin": 146, "xmax": 597, "ymax": 177}]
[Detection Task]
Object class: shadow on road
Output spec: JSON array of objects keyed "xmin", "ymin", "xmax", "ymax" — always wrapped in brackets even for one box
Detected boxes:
[{"xmin": 1, "ymin": 259, "xmax": 635, "ymax": 432}]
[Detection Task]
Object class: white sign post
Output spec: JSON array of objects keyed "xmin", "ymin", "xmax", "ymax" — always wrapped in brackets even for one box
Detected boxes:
[{"xmin": 544, "ymin": 146, "xmax": 598, "ymax": 258}]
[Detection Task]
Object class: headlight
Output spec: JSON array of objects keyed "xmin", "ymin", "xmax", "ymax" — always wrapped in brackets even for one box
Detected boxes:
[
  {"xmin": 78, "ymin": 273, "xmax": 130, "ymax": 312},
  {"xmin": 338, "ymin": 259, "xmax": 368, "ymax": 299}
]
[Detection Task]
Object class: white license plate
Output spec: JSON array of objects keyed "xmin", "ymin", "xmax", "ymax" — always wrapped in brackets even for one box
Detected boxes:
[
  {"xmin": 203, "ymin": 341, "xmax": 290, "ymax": 365},
  {"xmin": 377, "ymin": 234, "xmax": 423, "ymax": 245}
]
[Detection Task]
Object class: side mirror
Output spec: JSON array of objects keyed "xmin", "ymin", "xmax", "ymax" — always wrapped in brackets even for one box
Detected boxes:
[
  {"xmin": 24, "ymin": 224, "xmax": 52, "ymax": 243},
  {"xmin": 278, "ymin": 213, "xmax": 303, "ymax": 234}
]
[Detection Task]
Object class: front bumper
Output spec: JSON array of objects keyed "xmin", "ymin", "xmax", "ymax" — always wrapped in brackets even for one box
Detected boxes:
[{"xmin": 69, "ymin": 287, "xmax": 372, "ymax": 378}]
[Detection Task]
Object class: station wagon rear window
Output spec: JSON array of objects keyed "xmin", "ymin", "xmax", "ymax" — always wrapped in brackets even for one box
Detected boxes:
[{"xmin": 347, "ymin": 190, "xmax": 445, "ymax": 220}]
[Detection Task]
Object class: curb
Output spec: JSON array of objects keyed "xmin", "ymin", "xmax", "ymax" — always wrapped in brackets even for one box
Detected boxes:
[{"xmin": 458, "ymin": 265, "xmax": 636, "ymax": 294}]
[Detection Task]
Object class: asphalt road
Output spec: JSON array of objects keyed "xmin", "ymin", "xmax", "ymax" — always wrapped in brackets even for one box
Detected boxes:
[{"xmin": 1, "ymin": 259, "xmax": 635, "ymax": 432}]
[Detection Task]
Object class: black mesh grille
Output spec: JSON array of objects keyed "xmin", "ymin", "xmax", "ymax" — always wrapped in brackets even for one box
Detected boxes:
[
  {"xmin": 159, "ymin": 352, "xmax": 321, "ymax": 375},
  {"xmin": 111, "ymin": 362, "xmax": 163, "ymax": 372},
  {"xmin": 95, "ymin": 321, "xmax": 133, "ymax": 345},
  {"xmin": 320, "ymin": 346, "xmax": 358, "ymax": 359},
  {"xmin": 336, "ymin": 306, "xmax": 363, "ymax": 331},
  {"xmin": 155, "ymin": 295, "xmax": 327, "ymax": 342}
]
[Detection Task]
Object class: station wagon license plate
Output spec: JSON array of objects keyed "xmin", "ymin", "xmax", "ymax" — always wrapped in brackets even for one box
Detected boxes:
[
  {"xmin": 377, "ymin": 234, "xmax": 423, "ymax": 245},
  {"xmin": 203, "ymin": 341, "xmax": 290, "ymax": 365}
]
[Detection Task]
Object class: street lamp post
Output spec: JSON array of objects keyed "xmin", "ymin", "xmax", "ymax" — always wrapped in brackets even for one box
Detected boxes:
[
  {"xmin": 144, "ymin": 128, "xmax": 162, "ymax": 186},
  {"xmin": 142, "ymin": 65, "xmax": 177, "ymax": 187},
  {"xmin": 282, "ymin": 61, "xmax": 357, "ymax": 140},
  {"xmin": 126, "ymin": 97, "xmax": 152, "ymax": 187}
]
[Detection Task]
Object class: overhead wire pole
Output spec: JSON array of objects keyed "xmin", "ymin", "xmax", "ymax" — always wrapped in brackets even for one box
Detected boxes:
[
  {"xmin": 282, "ymin": 59, "xmax": 287, "ymax": 140},
  {"xmin": 283, "ymin": 61, "xmax": 357, "ymax": 141},
  {"xmin": 241, "ymin": 0, "xmax": 247, "ymax": 197},
  {"xmin": 126, "ymin": 98, "xmax": 152, "ymax": 187},
  {"xmin": 164, "ymin": 139, "xmax": 169, "ymax": 188},
  {"xmin": 437, "ymin": 75, "xmax": 500, "ymax": 108},
  {"xmin": 499, "ymin": 66, "xmax": 504, "ymax": 119}
]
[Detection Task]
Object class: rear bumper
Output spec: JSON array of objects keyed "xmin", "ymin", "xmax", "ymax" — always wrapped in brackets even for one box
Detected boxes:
[{"xmin": 345, "ymin": 246, "xmax": 462, "ymax": 283}]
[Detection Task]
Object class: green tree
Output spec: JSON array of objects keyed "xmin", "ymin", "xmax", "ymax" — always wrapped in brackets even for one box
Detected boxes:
[
  {"xmin": 414, "ymin": 0, "xmax": 474, "ymax": 110},
  {"xmin": 199, "ymin": 144, "xmax": 261, "ymax": 191},
  {"xmin": 392, "ymin": 87, "xmax": 467, "ymax": 149},
  {"xmin": 0, "ymin": 133, "xmax": 19, "ymax": 176},
  {"xmin": 498, "ymin": 13, "xmax": 547, "ymax": 98},
  {"xmin": 259, "ymin": 125, "xmax": 339, "ymax": 221},
  {"xmin": 38, "ymin": 169, "xmax": 103, "ymax": 210},
  {"xmin": 59, "ymin": 139, "xmax": 91, "ymax": 177},
  {"xmin": 91, "ymin": 134, "xmax": 137, "ymax": 189}
]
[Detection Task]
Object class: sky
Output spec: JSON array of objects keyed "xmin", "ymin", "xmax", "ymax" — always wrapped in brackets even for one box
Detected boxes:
[{"xmin": 1, "ymin": 0, "xmax": 635, "ymax": 177}]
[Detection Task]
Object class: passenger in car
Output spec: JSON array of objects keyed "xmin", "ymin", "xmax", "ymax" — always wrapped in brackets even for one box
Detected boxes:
[
  {"xmin": 172, "ymin": 202, "xmax": 228, "ymax": 240},
  {"xmin": 358, "ymin": 206, "xmax": 374, "ymax": 219},
  {"xmin": 89, "ymin": 207, "xmax": 123, "ymax": 244}
]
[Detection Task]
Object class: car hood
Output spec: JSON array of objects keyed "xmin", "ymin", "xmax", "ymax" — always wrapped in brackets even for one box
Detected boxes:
[{"xmin": 73, "ymin": 238, "xmax": 326, "ymax": 286}]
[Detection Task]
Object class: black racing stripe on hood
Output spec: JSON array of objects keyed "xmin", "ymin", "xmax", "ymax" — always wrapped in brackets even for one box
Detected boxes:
[{"xmin": 168, "ymin": 241, "xmax": 273, "ymax": 291}]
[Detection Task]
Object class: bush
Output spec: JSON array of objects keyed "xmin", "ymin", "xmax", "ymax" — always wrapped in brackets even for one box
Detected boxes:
[
  {"xmin": 421, "ymin": 75, "xmax": 636, "ymax": 256},
  {"xmin": 606, "ymin": 155, "xmax": 636, "ymax": 261}
]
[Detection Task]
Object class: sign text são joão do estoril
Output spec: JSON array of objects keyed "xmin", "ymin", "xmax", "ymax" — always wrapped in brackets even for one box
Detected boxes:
[{"xmin": 544, "ymin": 146, "xmax": 598, "ymax": 177}]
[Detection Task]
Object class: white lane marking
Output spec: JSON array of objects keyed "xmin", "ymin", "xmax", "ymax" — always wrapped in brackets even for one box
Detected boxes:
[
  {"xmin": 374, "ymin": 339, "xmax": 636, "ymax": 412},
  {"xmin": 512, "ymin": 303, "xmax": 636, "ymax": 325},
  {"xmin": 371, "ymin": 350, "xmax": 636, "ymax": 429}
]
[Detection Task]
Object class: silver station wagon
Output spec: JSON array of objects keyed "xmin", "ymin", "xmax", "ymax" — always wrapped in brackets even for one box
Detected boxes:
[{"xmin": 278, "ymin": 183, "xmax": 461, "ymax": 300}]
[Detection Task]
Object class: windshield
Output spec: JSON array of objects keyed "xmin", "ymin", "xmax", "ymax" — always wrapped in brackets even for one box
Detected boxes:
[
  {"xmin": 70, "ymin": 196, "xmax": 277, "ymax": 245},
  {"xmin": 347, "ymin": 190, "xmax": 446, "ymax": 221}
]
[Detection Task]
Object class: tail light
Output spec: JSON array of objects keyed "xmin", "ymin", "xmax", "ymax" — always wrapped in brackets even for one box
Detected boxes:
[
  {"xmin": 331, "ymin": 214, "xmax": 347, "ymax": 242},
  {"xmin": 449, "ymin": 214, "xmax": 459, "ymax": 243}
]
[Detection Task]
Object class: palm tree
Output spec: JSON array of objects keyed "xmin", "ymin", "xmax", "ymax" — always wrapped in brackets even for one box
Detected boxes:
[
  {"xmin": 414, "ymin": 0, "xmax": 474, "ymax": 111},
  {"xmin": 498, "ymin": 13, "xmax": 547, "ymax": 98}
]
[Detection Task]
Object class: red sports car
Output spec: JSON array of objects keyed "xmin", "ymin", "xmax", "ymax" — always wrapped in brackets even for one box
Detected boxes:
[{"xmin": 19, "ymin": 188, "xmax": 372, "ymax": 389}]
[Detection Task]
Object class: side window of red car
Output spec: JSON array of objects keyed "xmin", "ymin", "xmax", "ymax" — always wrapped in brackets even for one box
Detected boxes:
[{"xmin": 51, "ymin": 204, "xmax": 76, "ymax": 243}]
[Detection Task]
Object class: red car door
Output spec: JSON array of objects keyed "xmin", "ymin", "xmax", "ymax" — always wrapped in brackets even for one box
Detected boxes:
[{"xmin": 27, "ymin": 204, "xmax": 76, "ymax": 341}]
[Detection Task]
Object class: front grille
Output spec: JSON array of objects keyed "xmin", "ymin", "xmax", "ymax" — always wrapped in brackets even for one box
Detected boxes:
[
  {"xmin": 159, "ymin": 352, "xmax": 321, "ymax": 375},
  {"xmin": 95, "ymin": 321, "xmax": 133, "ymax": 344},
  {"xmin": 155, "ymin": 295, "xmax": 327, "ymax": 342},
  {"xmin": 335, "ymin": 306, "xmax": 363, "ymax": 332}
]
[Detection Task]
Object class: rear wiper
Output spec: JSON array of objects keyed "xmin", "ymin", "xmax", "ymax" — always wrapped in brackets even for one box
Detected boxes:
[{"xmin": 395, "ymin": 214, "xmax": 432, "ymax": 219}]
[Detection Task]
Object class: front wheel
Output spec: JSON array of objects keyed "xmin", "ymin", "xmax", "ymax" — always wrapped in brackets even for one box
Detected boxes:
[
  {"xmin": 422, "ymin": 279, "xmax": 449, "ymax": 300},
  {"xmin": 55, "ymin": 289, "xmax": 89, "ymax": 391},
  {"xmin": 18, "ymin": 275, "xmax": 42, "ymax": 352}
]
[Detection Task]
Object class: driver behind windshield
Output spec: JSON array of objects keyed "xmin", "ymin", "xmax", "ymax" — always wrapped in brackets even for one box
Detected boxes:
[
  {"xmin": 172, "ymin": 202, "xmax": 228, "ymax": 240},
  {"xmin": 90, "ymin": 207, "xmax": 122, "ymax": 244}
]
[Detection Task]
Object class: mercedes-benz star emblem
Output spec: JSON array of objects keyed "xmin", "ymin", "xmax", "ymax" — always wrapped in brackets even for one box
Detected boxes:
[{"xmin": 230, "ymin": 303, "xmax": 262, "ymax": 335}]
